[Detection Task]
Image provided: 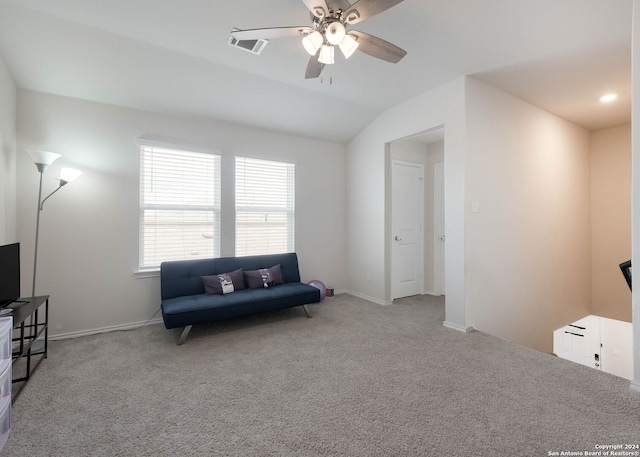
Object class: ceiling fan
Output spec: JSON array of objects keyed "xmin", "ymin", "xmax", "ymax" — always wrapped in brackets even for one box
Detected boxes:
[{"xmin": 230, "ymin": 0, "xmax": 407, "ymax": 79}]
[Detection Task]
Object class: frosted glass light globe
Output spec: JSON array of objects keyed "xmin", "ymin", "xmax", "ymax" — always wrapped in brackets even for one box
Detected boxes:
[{"xmin": 325, "ymin": 22, "xmax": 346, "ymax": 45}]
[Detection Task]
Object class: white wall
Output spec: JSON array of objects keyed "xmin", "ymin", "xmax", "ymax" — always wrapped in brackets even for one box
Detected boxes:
[
  {"xmin": 346, "ymin": 77, "xmax": 468, "ymax": 331},
  {"xmin": 631, "ymin": 0, "xmax": 640, "ymax": 393},
  {"xmin": 590, "ymin": 125, "xmax": 632, "ymax": 322},
  {"xmin": 16, "ymin": 90, "xmax": 347, "ymax": 337},
  {"xmin": 465, "ymin": 77, "xmax": 592, "ymax": 354},
  {"xmin": 0, "ymin": 53, "xmax": 17, "ymax": 244}
]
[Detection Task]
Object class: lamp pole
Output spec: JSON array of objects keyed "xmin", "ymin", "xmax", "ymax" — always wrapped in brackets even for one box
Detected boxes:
[{"xmin": 31, "ymin": 168, "xmax": 45, "ymax": 298}]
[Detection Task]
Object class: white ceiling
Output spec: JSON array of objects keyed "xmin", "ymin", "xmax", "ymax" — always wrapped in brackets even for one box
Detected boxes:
[{"xmin": 0, "ymin": 0, "xmax": 632, "ymax": 143}]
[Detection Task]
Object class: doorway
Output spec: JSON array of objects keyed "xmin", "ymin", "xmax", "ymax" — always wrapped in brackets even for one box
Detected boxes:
[{"xmin": 389, "ymin": 127, "xmax": 445, "ymax": 300}]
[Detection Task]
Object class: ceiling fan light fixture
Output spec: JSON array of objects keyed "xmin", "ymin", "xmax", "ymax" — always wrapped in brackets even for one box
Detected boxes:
[
  {"xmin": 339, "ymin": 33, "xmax": 359, "ymax": 58},
  {"xmin": 302, "ymin": 31, "xmax": 323, "ymax": 55},
  {"xmin": 325, "ymin": 21, "xmax": 346, "ymax": 46},
  {"xmin": 318, "ymin": 44, "xmax": 335, "ymax": 64}
]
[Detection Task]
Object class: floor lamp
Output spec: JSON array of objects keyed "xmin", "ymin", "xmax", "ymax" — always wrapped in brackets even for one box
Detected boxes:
[{"xmin": 28, "ymin": 150, "xmax": 82, "ymax": 298}]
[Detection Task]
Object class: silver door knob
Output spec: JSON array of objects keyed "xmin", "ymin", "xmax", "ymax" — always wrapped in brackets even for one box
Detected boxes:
[{"xmin": 395, "ymin": 236, "xmax": 402, "ymax": 241}]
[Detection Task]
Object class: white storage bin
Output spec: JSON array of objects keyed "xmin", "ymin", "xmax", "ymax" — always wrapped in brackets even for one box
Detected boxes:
[
  {"xmin": 0, "ymin": 318, "xmax": 11, "ymax": 361},
  {"xmin": 0, "ymin": 396, "xmax": 10, "ymax": 450},
  {"xmin": 0, "ymin": 360, "xmax": 10, "ymax": 398}
]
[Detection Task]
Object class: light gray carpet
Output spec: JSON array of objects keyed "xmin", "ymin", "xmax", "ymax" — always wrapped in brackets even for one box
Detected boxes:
[{"xmin": 4, "ymin": 294, "xmax": 640, "ymax": 456}]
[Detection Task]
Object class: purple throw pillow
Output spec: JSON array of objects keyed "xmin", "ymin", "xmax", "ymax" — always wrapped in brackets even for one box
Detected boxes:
[
  {"xmin": 202, "ymin": 268, "xmax": 245, "ymax": 294},
  {"xmin": 244, "ymin": 264, "xmax": 284, "ymax": 289}
]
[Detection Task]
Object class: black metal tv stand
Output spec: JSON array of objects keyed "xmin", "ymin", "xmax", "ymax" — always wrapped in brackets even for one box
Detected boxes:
[{"xmin": 6, "ymin": 295, "xmax": 49, "ymax": 403}]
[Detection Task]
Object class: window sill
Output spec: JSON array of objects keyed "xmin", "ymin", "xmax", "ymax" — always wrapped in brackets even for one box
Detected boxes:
[{"xmin": 135, "ymin": 269, "xmax": 160, "ymax": 279}]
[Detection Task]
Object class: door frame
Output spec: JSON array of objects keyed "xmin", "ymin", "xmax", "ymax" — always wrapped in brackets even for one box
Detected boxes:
[{"xmin": 433, "ymin": 162, "xmax": 445, "ymax": 296}]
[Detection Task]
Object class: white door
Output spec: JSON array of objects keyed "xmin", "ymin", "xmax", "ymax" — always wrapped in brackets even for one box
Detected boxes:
[
  {"xmin": 391, "ymin": 160, "xmax": 424, "ymax": 299},
  {"xmin": 433, "ymin": 162, "xmax": 445, "ymax": 296}
]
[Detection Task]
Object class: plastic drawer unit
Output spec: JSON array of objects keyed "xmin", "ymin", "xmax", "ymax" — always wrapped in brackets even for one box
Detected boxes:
[{"xmin": 0, "ymin": 317, "xmax": 12, "ymax": 451}]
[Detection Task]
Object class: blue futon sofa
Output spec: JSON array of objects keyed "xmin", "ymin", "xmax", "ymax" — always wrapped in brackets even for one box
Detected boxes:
[{"xmin": 160, "ymin": 252, "xmax": 321, "ymax": 344}]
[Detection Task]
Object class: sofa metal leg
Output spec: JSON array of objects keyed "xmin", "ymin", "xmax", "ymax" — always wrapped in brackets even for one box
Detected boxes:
[
  {"xmin": 302, "ymin": 305, "xmax": 312, "ymax": 318},
  {"xmin": 177, "ymin": 325, "xmax": 192, "ymax": 345}
]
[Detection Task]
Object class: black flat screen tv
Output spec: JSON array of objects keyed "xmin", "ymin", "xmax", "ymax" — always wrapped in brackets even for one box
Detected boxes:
[
  {"xmin": 0, "ymin": 243, "xmax": 20, "ymax": 307},
  {"xmin": 619, "ymin": 259, "xmax": 632, "ymax": 291}
]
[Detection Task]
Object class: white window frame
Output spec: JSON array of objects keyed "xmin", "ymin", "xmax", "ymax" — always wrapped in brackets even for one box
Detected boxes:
[
  {"xmin": 235, "ymin": 156, "xmax": 295, "ymax": 256},
  {"xmin": 138, "ymin": 141, "xmax": 221, "ymax": 271}
]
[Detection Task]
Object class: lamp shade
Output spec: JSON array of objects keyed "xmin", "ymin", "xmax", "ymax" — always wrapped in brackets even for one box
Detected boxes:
[
  {"xmin": 318, "ymin": 44, "xmax": 335, "ymax": 64},
  {"xmin": 325, "ymin": 21, "xmax": 346, "ymax": 46},
  {"xmin": 302, "ymin": 31, "xmax": 323, "ymax": 56},
  {"xmin": 28, "ymin": 150, "xmax": 61, "ymax": 172},
  {"xmin": 59, "ymin": 167, "xmax": 82, "ymax": 184},
  {"xmin": 339, "ymin": 33, "xmax": 359, "ymax": 58}
]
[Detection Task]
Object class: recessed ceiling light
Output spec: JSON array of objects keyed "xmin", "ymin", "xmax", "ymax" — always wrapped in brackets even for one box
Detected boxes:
[{"xmin": 600, "ymin": 93, "xmax": 618, "ymax": 103}]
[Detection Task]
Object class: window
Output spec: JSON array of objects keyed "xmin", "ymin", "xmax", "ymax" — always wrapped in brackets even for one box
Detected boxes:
[
  {"xmin": 139, "ymin": 144, "xmax": 221, "ymax": 270},
  {"xmin": 235, "ymin": 157, "xmax": 295, "ymax": 256}
]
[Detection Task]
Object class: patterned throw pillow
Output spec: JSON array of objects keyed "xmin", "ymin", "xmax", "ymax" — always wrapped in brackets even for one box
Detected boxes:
[
  {"xmin": 244, "ymin": 264, "xmax": 284, "ymax": 289},
  {"xmin": 202, "ymin": 268, "xmax": 245, "ymax": 295}
]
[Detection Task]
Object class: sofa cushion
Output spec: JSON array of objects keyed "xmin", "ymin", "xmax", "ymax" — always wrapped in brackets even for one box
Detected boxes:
[
  {"xmin": 202, "ymin": 268, "xmax": 245, "ymax": 295},
  {"xmin": 161, "ymin": 282, "xmax": 321, "ymax": 329},
  {"xmin": 245, "ymin": 264, "xmax": 284, "ymax": 289}
]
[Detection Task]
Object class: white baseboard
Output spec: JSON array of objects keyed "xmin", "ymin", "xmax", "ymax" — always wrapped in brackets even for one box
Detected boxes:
[
  {"xmin": 630, "ymin": 380, "xmax": 640, "ymax": 394},
  {"xmin": 49, "ymin": 318, "xmax": 164, "ymax": 341},
  {"xmin": 443, "ymin": 320, "xmax": 475, "ymax": 333},
  {"xmin": 342, "ymin": 290, "xmax": 391, "ymax": 306}
]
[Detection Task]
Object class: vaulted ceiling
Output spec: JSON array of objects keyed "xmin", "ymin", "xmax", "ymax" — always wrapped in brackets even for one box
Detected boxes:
[{"xmin": 0, "ymin": 0, "xmax": 632, "ymax": 143}]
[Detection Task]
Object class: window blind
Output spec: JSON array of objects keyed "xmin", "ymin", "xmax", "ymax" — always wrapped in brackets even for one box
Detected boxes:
[
  {"xmin": 139, "ymin": 145, "xmax": 221, "ymax": 269},
  {"xmin": 235, "ymin": 157, "xmax": 295, "ymax": 256}
]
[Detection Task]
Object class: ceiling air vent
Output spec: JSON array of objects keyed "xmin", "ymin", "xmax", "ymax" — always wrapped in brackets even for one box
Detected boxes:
[{"xmin": 227, "ymin": 30, "xmax": 268, "ymax": 55}]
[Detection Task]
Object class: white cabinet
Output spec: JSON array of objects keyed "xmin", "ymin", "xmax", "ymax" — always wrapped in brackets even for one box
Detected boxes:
[
  {"xmin": 0, "ymin": 317, "xmax": 12, "ymax": 451},
  {"xmin": 553, "ymin": 315, "xmax": 633, "ymax": 380},
  {"xmin": 553, "ymin": 315, "xmax": 601, "ymax": 370}
]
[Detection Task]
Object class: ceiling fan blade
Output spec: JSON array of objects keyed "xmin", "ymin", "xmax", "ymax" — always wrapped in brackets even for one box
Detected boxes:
[
  {"xmin": 302, "ymin": 0, "xmax": 330, "ymax": 18},
  {"xmin": 231, "ymin": 26, "xmax": 312, "ymax": 41},
  {"xmin": 305, "ymin": 53, "xmax": 325, "ymax": 79},
  {"xmin": 343, "ymin": 0, "xmax": 404, "ymax": 25},
  {"xmin": 350, "ymin": 31, "xmax": 407, "ymax": 63}
]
